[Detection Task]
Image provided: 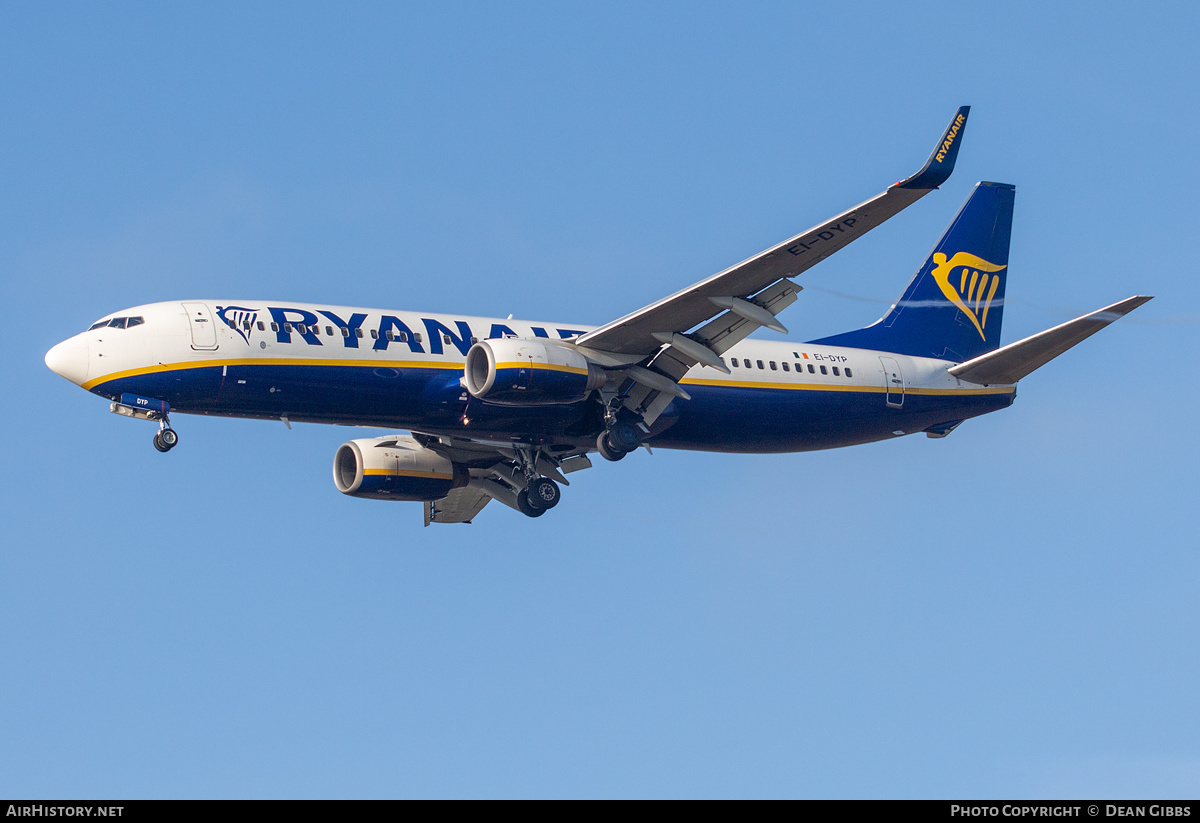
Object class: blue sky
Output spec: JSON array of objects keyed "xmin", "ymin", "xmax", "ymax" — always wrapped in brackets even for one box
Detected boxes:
[{"xmin": 3, "ymin": 1, "xmax": 1198, "ymax": 798}]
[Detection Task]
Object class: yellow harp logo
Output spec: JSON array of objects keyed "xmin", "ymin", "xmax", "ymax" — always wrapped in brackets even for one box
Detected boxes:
[{"xmin": 930, "ymin": 251, "xmax": 1007, "ymax": 340}]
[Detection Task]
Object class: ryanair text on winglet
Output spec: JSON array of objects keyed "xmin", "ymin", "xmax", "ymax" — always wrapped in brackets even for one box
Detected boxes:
[{"xmin": 936, "ymin": 112, "xmax": 966, "ymax": 163}]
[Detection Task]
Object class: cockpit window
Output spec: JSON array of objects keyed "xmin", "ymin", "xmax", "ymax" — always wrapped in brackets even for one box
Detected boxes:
[{"xmin": 87, "ymin": 315, "xmax": 145, "ymax": 331}]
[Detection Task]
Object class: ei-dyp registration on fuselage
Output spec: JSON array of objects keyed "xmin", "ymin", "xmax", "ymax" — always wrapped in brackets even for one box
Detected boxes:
[{"xmin": 45, "ymin": 107, "xmax": 1152, "ymax": 524}]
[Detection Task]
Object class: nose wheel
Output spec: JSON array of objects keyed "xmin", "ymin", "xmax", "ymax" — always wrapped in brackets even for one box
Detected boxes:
[
  {"xmin": 109, "ymin": 393, "xmax": 180, "ymax": 453},
  {"xmin": 153, "ymin": 425, "xmax": 179, "ymax": 453}
]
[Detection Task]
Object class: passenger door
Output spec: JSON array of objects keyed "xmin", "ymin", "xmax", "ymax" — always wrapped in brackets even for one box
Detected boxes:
[
  {"xmin": 183, "ymin": 302, "xmax": 218, "ymax": 351},
  {"xmin": 879, "ymin": 356, "xmax": 904, "ymax": 407}
]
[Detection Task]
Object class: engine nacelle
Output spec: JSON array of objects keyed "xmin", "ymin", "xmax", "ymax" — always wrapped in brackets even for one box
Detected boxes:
[
  {"xmin": 333, "ymin": 435, "xmax": 467, "ymax": 501},
  {"xmin": 464, "ymin": 337, "xmax": 605, "ymax": 405}
]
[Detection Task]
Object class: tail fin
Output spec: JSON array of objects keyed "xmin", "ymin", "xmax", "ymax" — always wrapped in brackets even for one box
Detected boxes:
[{"xmin": 811, "ymin": 181, "xmax": 1016, "ymax": 362}]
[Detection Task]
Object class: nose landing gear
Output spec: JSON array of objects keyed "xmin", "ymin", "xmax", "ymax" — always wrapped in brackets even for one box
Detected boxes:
[
  {"xmin": 110, "ymin": 393, "xmax": 179, "ymax": 453},
  {"xmin": 152, "ymin": 425, "xmax": 179, "ymax": 453}
]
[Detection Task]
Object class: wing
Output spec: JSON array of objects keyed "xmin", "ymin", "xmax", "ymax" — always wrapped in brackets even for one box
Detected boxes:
[{"xmin": 574, "ymin": 106, "xmax": 971, "ymax": 359}]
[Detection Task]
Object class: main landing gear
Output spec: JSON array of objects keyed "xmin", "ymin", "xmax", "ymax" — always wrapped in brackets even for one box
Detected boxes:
[
  {"xmin": 507, "ymin": 446, "xmax": 564, "ymax": 518},
  {"xmin": 516, "ymin": 476, "xmax": 561, "ymax": 518},
  {"xmin": 596, "ymin": 419, "xmax": 642, "ymax": 462}
]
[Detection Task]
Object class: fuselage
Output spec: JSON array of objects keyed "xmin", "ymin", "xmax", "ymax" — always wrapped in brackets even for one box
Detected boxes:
[{"xmin": 45, "ymin": 300, "xmax": 1017, "ymax": 452}]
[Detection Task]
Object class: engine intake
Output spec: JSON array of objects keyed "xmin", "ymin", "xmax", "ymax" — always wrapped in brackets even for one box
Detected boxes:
[
  {"xmin": 464, "ymin": 338, "xmax": 605, "ymax": 405},
  {"xmin": 333, "ymin": 435, "xmax": 467, "ymax": 501}
]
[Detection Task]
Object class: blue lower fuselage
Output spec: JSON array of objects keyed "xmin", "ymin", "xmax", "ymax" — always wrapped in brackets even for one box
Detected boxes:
[{"xmin": 90, "ymin": 360, "xmax": 1014, "ymax": 454}]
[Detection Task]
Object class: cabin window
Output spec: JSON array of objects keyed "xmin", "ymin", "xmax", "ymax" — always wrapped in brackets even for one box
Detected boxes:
[
  {"xmin": 730, "ymin": 358, "xmax": 737, "ymax": 368},
  {"xmin": 808, "ymin": 364, "xmax": 815, "ymax": 374},
  {"xmin": 370, "ymin": 329, "xmax": 378, "ymax": 339},
  {"xmin": 385, "ymin": 330, "xmax": 395, "ymax": 341},
  {"xmin": 271, "ymin": 322, "xmax": 280, "ymax": 332},
  {"xmin": 756, "ymin": 360, "xmax": 764, "ymax": 370},
  {"xmin": 443, "ymin": 333, "xmax": 453, "ymax": 345},
  {"xmin": 283, "ymin": 323, "xmax": 293, "ymax": 333},
  {"xmin": 257, "ymin": 321, "xmax": 265, "ymax": 331},
  {"xmin": 226, "ymin": 319, "xmax": 235, "ymax": 329},
  {"xmin": 845, "ymin": 368, "xmax": 853, "ymax": 378},
  {"xmin": 471, "ymin": 337, "xmax": 479, "ymax": 344},
  {"xmin": 782, "ymin": 362, "xmax": 790, "ymax": 372},
  {"xmin": 297, "ymin": 324, "xmax": 308, "ymax": 334},
  {"xmin": 396, "ymin": 331, "xmax": 408, "ymax": 342},
  {"xmin": 341, "ymin": 327, "xmax": 349, "ymax": 337},
  {"xmin": 832, "ymin": 367, "xmax": 840, "ymax": 376},
  {"xmin": 415, "ymin": 333, "xmax": 423, "ymax": 343},
  {"xmin": 743, "ymin": 359, "xmax": 751, "ymax": 368},
  {"xmin": 127, "ymin": 317, "xmax": 144, "ymax": 328},
  {"xmin": 355, "ymin": 329, "xmax": 364, "ymax": 338},
  {"xmin": 242, "ymin": 320, "xmax": 251, "ymax": 330},
  {"xmin": 820, "ymin": 365, "xmax": 828, "ymax": 375},
  {"xmin": 769, "ymin": 361, "xmax": 777, "ymax": 371},
  {"xmin": 326, "ymin": 326, "xmax": 333, "ymax": 336}
]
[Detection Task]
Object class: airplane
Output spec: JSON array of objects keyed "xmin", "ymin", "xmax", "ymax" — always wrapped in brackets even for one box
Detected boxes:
[{"xmin": 44, "ymin": 107, "xmax": 1151, "ymax": 524}]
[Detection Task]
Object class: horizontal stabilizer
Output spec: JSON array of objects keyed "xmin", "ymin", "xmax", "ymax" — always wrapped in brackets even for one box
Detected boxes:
[{"xmin": 948, "ymin": 295, "xmax": 1153, "ymax": 385}]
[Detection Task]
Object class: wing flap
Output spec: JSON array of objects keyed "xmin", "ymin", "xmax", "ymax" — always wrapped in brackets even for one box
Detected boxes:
[
  {"xmin": 424, "ymin": 485, "xmax": 491, "ymax": 525},
  {"xmin": 948, "ymin": 296, "xmax": 1152, "ymax": 385}
]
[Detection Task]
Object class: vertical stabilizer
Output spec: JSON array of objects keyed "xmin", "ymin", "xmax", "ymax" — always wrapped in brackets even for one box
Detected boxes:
[{"xmin": 811, "ymin": 182, "xmax": 1015, "ymax": 362}]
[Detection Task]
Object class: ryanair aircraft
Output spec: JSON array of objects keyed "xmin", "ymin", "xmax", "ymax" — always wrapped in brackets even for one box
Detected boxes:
[{"xmin": 45, "ymin": 108, "xmax": 1150, "ymax": 523}]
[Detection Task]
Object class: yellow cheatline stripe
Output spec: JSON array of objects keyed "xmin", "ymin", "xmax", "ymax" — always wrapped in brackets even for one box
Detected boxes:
[
  {"xmin": 680, "ymin": 377, "xmax": 1015, "ymax": 395},
  {"xmin": 494, "ymin": 361, "xmax": 588, "ymax": 375},
  {"xmin": 82, "ymin": 356, "xmax": 466, "ymax": 391},
  {"xmin": 85, "ymin": 356, "xmax": 1014, "ymax": 397},
  {"xmin": 363, "ymin": 469, "xmax": 454, "ymax": 480}
]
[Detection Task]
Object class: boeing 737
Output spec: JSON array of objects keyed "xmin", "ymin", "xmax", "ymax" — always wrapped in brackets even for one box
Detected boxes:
[{"xmin": 44, "ymin": 107, "xmax": 1151, "ymax": 523}]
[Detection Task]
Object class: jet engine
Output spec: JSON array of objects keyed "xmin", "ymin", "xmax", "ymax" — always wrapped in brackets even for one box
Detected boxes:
[
  {"xmin": 464, "ymin": 338, "xmax": 605, "ymax": 405},
  {"xmin": 333, "ymin": 435, "xmax": 467, "ymax": 501}
]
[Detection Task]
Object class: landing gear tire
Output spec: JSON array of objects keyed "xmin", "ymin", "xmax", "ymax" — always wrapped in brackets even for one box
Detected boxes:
[
  {"xmin": 528, "ymin": 477, "xmax": 560, "ymax": 510},
  {"xmin": 516, "ymin": 490, "xmax": 546, "ymax": 518},
  {"xmin": 597, "ymin": 421, "xmax": 641, "ymax": 462},
  {"xmin": 596, "ymin": 432, "xmax": 627, "ymax": 462},
  {"xmin": 153, "ymin": 427, "xmax": 178, "ymax": 453}
]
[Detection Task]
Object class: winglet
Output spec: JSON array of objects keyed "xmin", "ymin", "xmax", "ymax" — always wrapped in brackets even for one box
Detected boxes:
[{"xmin": 894, "ymin": 105, "xmax": 970, "ymax": 190}]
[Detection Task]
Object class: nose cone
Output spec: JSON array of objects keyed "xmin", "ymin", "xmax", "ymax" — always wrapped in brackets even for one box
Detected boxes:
[{"xmin": 45, "ymin": 334, "xmax": 90, "ymax": 385}]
